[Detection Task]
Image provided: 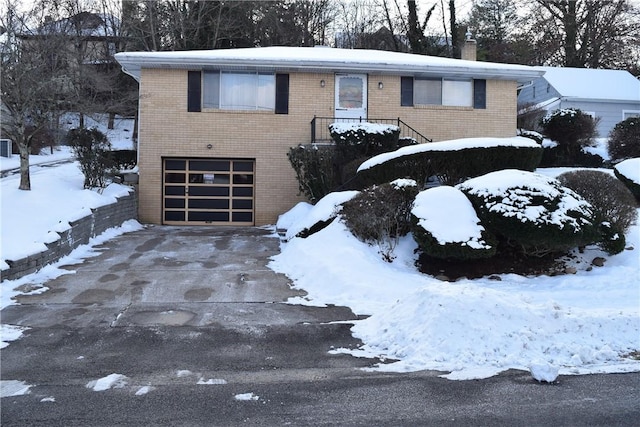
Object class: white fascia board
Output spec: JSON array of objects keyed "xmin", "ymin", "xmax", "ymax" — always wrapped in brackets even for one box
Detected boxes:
[{"xmin": 115, "ymin": 50, "xmax": 544, "ymax": 84}]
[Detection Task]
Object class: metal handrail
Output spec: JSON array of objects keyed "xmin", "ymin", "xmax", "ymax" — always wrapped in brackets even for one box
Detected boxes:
[{"xmin": 310, "ymin": 116, "xmax": 432, "ymax": 144}]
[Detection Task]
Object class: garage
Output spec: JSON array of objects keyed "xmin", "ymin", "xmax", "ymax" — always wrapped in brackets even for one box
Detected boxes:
[{"xmin": 163, "ymin": 158, "xmax": 255, "ymax": 225}]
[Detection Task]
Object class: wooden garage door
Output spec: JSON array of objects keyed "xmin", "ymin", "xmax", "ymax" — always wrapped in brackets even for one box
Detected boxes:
[{"xmin": 163, "ymin": 158, "xmax": 254, "ymax": 225}]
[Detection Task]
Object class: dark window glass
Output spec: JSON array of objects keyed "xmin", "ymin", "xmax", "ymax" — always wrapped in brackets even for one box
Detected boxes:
[
  {"xmin": 189, "ymin": 186, "xmax": 229, "ymax": 196},
  {"xmin": 165, "ymin": 160, "xmax": 186, "ymax": 170},
  {"xmin": 164, "ymin": 186, "xmax": 185, "ymax": 196},
  {"xmin": 232, "ymin": 199, "xmax": 253, "ymax": 210},
  {"xmin": 401, "ymin": 76, "xmax": 413, "ymax": 106},
  {"xmin": 189, "ymin": 211, "xmax": 229, "ymax": 222},
  {"xmin": 165, "ymin": 198, "xmax": 185, "ymax": 208},
  {"xmin": 165, "ymin": 211, "xmax": 185, "ymax": 221},
  {"xmin": 233, "ymin": 161, "xmax": 254, "ymax": 172},
  {"xmin": 232, "ymin": 212, "xmax": 253, "ymax": 223},
  {"xmin": 165, "ymin": 172, "xmax": 185, "ymax": 183},
  {"xmin": 232, "ymin": 187, "xmax": 253, "ymax": 197},
  {"xmin": 233, "ymin": 174, "xmax": 253, "ymax": 185},
  {"xmin": 187, "ymin": 71, "xmax": 202, "ymax": 112},
  {"xmin": 190, "ymin": 160, "xmax": 230, "ymax": 171},
  {"xmin": 189, "ymin": 199, "xmax": 229, "ymax": 209}
]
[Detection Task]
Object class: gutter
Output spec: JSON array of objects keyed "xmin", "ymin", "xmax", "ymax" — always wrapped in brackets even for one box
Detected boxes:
[{"xmin": 114, "ymin": 52, "xmax": 545, "ymax": 84}]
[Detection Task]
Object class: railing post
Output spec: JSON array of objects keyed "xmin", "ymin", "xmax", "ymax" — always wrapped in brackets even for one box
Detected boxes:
[{"xmin": 311, "ymin": 116, "xmax": 316, "ymax": 144}]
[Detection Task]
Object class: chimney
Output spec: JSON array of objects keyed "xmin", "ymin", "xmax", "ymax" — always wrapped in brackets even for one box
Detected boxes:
[{"xmin": 461, "ymin": 31, "xmax": 477, "ymax": 61}]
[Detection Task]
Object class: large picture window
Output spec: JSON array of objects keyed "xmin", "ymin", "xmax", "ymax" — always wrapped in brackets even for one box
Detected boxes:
[
  {"xmin": 402, "ymin": 77, "xmax": 483, "ymax": 108},
  {"xmin": 203, "ymin": 71, "xmax": 275, "ymax": 111}
]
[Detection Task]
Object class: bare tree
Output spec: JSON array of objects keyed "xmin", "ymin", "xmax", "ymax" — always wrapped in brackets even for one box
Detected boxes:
[
  {"xmin": 527, "ymin": 0, "xmax": 638, "ymax": 68},
  {"xmin": 1, "ymin": 0, "xmax": 70, "ymax": 190}
]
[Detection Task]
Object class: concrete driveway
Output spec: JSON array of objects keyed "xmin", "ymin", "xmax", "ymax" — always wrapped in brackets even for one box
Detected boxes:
[{"xmin": 1, "ymin": 226, "xmax": 639, "ymax": 426}]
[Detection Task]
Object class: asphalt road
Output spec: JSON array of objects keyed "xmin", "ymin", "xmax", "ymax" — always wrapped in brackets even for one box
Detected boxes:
[{"xmin": 1, "ymin": 226, "xmax": 638, "ymax": 426}]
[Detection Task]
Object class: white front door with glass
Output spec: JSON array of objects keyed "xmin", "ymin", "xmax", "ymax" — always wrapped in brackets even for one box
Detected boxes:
[{"xmin": 335, "ymin": 74, "xmax": 367, "ymax": 121}]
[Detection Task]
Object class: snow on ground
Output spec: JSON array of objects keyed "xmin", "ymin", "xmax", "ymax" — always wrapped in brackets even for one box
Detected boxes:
[
  {"xmin": 1, "ymin": 118, "xmax": 638, "ymax": 381},
  {"xmin": 0, "ymin": 324, "xmax": 29, "ymax": 349},
  {"xmin": 235, "ymin": 392, "xmax": 259, "ymax": 401},
  {"xmin": 86, "ymin": 373, "xmax": 128, "ymax": 391},
  {"xmin": 269, "ymin": 165, "xmax": 640, "ymax": 380},
  {"xmin": 0, "ymin": 380, "xmax": 32, "ymax": 398}
]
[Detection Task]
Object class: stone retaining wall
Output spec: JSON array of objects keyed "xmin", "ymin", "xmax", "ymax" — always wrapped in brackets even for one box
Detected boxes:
[{"xmin": 1, "ymin": 191, "xmax": 137, "ymax": 282}]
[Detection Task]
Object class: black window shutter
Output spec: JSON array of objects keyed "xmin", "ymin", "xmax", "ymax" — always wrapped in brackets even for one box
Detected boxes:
[
  {"xmin": 187, "ymin": 71, "xmax": 202, "ymax": 112},
  {"xmin": 401, "ymin": 76, "xmax": 413, "ymax": 106},
  {"xmin": 275, "ymin": 73, "xmax": 289, "ymax": 114},
  {"xmin": 473, "ymin": 79, "xmax": 486, "ymax": 109}
]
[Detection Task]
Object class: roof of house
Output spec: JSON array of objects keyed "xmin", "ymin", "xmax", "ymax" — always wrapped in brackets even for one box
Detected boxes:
[
  {"xmin": 536, "ymin": 66, "xmax": 640, "ymax": 103},
  {"xmin": 115, "ymin": 46, "xmax": 543, "ymax": 84}
]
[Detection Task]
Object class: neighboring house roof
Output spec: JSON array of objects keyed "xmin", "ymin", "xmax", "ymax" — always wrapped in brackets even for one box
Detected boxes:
[
  {"xmin": 19, "ymin": 12, "xmax": 121, "ymax": 39},
  {"xmin": 536, "ymin": 66, "xmax": 640, "ymax": 103},
  {"xmin": 115, "ymin": 46, "xmax": 544, "ymax": 84}
]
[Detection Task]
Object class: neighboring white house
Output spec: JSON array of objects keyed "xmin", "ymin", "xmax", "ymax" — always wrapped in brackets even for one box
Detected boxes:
[{"xmin": 517, "ymin": 66, "xmax": 640, "ymax": 137}]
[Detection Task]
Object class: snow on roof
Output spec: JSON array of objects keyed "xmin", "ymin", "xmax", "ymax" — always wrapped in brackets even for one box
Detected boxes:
[
  {"xmin": 537, "ymin": 66, "xmax": 640, "ymax": 102},
  {"xmin": 115, "ymin": 46, "xmax": 543, "ymax": 84}
]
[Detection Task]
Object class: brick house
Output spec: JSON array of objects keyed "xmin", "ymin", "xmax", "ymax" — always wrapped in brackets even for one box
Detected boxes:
[{"xmin": 114, "ymin": 46, "xmax": 543, "ymax": 226}]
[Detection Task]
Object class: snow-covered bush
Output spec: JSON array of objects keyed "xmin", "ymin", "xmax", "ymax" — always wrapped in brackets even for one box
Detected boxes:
[
  {"xmin": 285, "ymin": 191, "xmax": 359, "ymax": 240},
  {"xmin": 411, "ymin": 186, "xmax": 497, "ymax": 260},
  {"xmin": 356, "ymin": 137, "xmax": 542, "ymax": 188},
  {"xmin": 608, "ymin": 117, "xmax": 640, "ymax": 162},
  {"xmin": 329, "ymin": 122, "xmax": 400, "ymax": 160},
  {"xmin": 540, "ymin": 108, "xmax": 598, "ymax": 163},
  {"xmin": 67, "ymin": 127, "xmax": 113, "ymax": 189},
  {"xmin": 614, "ymin": 158, "xmax": 640, "ymax": 201},
  {"xmin": 538, "ymin": 145, "xmax": 604, "ymax": 168},
  {"xmin": 287, "ymin": 144, "xmax": 338, "ymax": 203},
  {"xmin": 517, "ymin": 129, "xmax": 543, "ymax": 144},
  {"xmin": 557, "ymin": 170, "xmax": 637, "ymax": 254},
  {"xmin": 341, "ymin": 179, "xmax": 418, "ymax": 261},
  {"xmin": 457, "ymin": 170, "xmax": 599, "ymax": 256}
]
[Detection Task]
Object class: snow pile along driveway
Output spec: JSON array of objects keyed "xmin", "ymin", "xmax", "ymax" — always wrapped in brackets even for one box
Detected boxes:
[{"xmin": 270, "ymin": 207, "xmax": 640, "ymax": 380}]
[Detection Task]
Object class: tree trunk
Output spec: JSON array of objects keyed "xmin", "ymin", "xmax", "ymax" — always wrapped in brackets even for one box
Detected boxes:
[{"xmin": 18, "ymin": 138, "xmax": 31, "ymax": 191}]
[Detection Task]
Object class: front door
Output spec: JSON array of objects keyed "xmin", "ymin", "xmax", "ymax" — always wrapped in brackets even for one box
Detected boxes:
[{"xmin": 335, "ymin": 73, "xmax": 367, "ymax": 121}]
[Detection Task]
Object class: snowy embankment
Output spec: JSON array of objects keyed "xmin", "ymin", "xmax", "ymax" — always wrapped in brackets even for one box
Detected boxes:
[
  {"xmin": 270, "ymin": 154, "xmax": 640, "ymax": 381},
  {"xmin": 270, "ymin": 215, "xmax": 640, "ymax": 380}
]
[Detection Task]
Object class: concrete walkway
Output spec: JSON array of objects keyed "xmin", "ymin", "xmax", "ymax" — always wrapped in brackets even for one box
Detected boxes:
[{"xmin": 2, "ymin": 226, "xmax": 639, "ymax": 426}]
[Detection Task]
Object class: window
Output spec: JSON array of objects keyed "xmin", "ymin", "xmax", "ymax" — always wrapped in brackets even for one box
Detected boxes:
[
  {"xmin": 623, "ymin": 110, "xmax": 640, "ymax": 120},
  {"xmin": 402, "ymin": 77, "xmax": 478, "ymax": 108},
  {"xmin": 203, "ymin": 71, "xmax": 275, "ymax": 111},
  {"xmin": 188, "ymin": 71, "xmax": 288, "ymax": 114}
]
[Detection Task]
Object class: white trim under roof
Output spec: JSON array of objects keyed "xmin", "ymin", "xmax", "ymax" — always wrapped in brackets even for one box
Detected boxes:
[{"xmin": 115, "ymin": 46, "xmax": 544, "ymax": 84}]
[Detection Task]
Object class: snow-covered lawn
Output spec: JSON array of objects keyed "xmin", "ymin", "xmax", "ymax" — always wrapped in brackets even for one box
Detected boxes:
[{"xmin": 1, "ymin": 127, "xmax": 638, "ymax": 382}]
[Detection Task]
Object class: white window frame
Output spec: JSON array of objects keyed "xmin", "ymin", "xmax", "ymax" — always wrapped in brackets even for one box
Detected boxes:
[
  {"xmin": 414, "ymin": 77, "xmax": 473, "ymax": 107},
  {"xmin": 203, "ymin": 71, "xmax": 276, "ymax": 111},
  {"xmin": 622, "ymin": 110, "xmax": 640, "ymax": 120}
]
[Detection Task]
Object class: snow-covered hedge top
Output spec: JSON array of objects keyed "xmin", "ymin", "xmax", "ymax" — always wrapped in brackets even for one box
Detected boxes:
[
  {"xmin": 457, "ymin": 170, "xmax": 593, "ymax": 228},
  {"xmin": 357, "ymin": 137, "xmax": 540, "ymax": 172},
  {"xmin": 390, "ymin": 178, "xmax": 417, "ymax": 189},
  {"xmin": 412, "ymin": 186, "xmax": 491, "ymax": 249},
  {"xmin": 285, "ymin": 191, "xmax": 359, "ymax": 240},
  {"xmin": 614, "ymin": 158, "xmax": 640, "ymax": 185},
  {"xmin": 329, "ymin": 122, "xmax": 399, "ymax": 136}
]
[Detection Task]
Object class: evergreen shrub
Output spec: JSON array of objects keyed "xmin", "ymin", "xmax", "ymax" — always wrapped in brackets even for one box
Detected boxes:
[
  {"xmin": 608, "ymin": 117, "xmax": 640, "ymax": 161},
  {"xmin": 557, "ymin": 170, "xmax": 637, "ymax": 254},
  {"xmin": 540, "ymin": 108, "xmax": 598, "ymax": 162},
  {"xmin": 341, "ymin": 179, "xmax": 419, "ymax": 261},
  {"xmin": 287, "ymin": 144, "xmax": 337, "ymax": 203},
  {"xmin": 538, "ymin": 146, "xmax": 604, "ymax": 168},
  {"xmin": 614, "ymin": 158, "xmax": 640, "ymax": 201},
  {"xmin": 357, "ymin": 145, "xmax": 543, "ymax": 188},
  {"xmin": 67, "ymin": 127, "xmax": 113, "ymax": 189},
  {"xmin": 411, "ymin": 186, "xmax": 497, "ymax": 261},
  {"xmin": 329, "ymin": 122, "xmax": 400, "ymax": 161},
  {"xmin": 457, "ymin": 170, "xmax": 600, "ymax": 256},
  {"xmin": 111, "ymin": 150, "xmax": 137, "ymax": 170}
]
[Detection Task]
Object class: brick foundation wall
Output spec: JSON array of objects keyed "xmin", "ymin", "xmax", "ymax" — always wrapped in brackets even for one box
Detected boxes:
[{"xmin": 1, "ymin": 191, "xmax": 137, "ymax": 282}]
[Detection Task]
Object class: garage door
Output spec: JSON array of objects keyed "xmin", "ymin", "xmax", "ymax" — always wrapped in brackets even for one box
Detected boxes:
[{"xmin": 163, "ymin": 158, "xmax": 254, "ymax": 225}]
